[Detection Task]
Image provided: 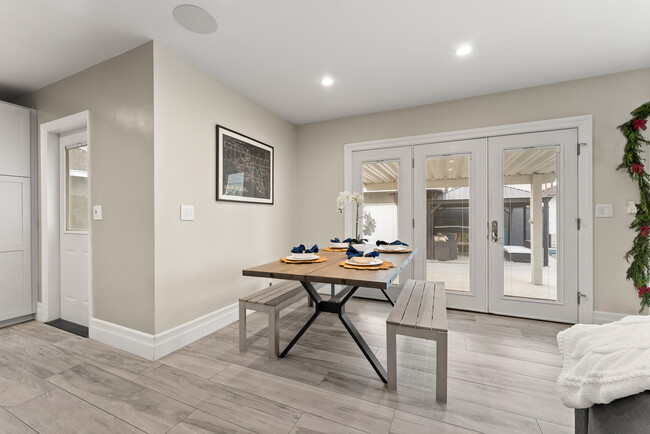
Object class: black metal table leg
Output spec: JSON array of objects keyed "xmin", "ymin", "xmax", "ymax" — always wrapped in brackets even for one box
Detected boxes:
[
  {"xmin": 380, "ymin": 288, "xmax": 394, "ymax": 306},
  {"xmin": 339, "ymin": 312, "xmax": 388, "ymax": 383},
  {"xmin": 279, "ymin": 309, "xmax": 320, "ymax": 357},
  {"xmin": 279, "ymin": 281, "xmax": 322, "ymax": 358},
  {"xmin": 280, "ymin": 280, "xmax": 388, "ymax": 383}
]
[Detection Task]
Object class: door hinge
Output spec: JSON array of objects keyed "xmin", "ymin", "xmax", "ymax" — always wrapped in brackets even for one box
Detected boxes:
[
  {"xmin": 577, "ymin": 142, "xmax": 586, "ymax": 156},
  {"xmin": 412, "ymin": 218, "xmax": 415, "ymax": 228},
  {"xmin": 577, "ymin": 291, "xmax": 587, "ymax": 304},
  {"xmin": 576, "ymin": 218, "xmax": 581, "ymax": 230},
  {"xmin": 412, "ymin": 158, "xmax": 415, "ymax": 168}
]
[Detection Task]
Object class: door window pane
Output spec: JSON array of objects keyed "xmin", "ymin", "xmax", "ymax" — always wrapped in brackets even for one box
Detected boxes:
[
  {"xmin": 426, "ymin": 156, "xmax": 470, "ymax": 292},
  {"xmin": 503, "ymin": 148, "xmax": 557, "ymax": 301},
  {"xmin": 361, "ymin": 160, "xmax": 399, "ymax": 245},
  {"xmin": 65, "ymin": 144, "xmax": 88, "ymax": 231},
  {"xmin": 362, "ymin": 160, "xmax": 400, "ymax": 284}
]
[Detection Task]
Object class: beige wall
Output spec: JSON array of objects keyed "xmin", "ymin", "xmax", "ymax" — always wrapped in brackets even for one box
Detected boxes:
[
  {"xmin": 296, "ymin": 67, "xmax": 650, "ymax": 315},
  {"xmin": 14, "ymin": 43, "xmax": 156, "ymax": 333},
  {"xmin": 152, "ymin": 43, "xmax": 298, "ymax": 334}
]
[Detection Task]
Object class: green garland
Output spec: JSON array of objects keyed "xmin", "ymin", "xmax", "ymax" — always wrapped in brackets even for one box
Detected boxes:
[{"xmin": 616, "ymin": 101, "xmax": 650, "ymax": 312}]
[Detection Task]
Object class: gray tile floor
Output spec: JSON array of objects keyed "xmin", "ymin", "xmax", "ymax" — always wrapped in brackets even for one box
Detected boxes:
[{"xmin": 0, "ymin": 299, "xmax": 572, "ymax": 433}]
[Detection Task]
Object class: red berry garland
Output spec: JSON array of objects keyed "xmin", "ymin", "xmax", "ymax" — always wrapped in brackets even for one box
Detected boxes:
[{"xmin": 617, "ymin": 101, "xmax": 650, "ymax": 312}]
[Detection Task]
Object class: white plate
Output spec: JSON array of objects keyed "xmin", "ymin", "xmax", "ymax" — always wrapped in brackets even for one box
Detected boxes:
[
  {"xmin": 287, "ymin": 254, "xmax": 319, "ymax": 261},
  {"xmin": 345, "ymin": 258, "xmax": 383, "ymax": 267},
  {"xmin": 330, "ymin": 242, "xmax": 348, "ymax": 249},
  {"xmin": 378, "ymin": 245, "xmax": 408, "ymax": 252}
]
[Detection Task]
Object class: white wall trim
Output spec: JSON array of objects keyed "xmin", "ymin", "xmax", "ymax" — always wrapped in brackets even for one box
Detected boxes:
[
  {"xmin": 593, "ymin": 311, "xmax": 627, "ymax": 324},
  {"xmin": 343, "ymin": 115, "xmax": 594, "ymax": 324},
  {"xmin": 89, "ymin": 302, "xmax": 240, "ymax": 361},
  {"xmin": 35, "ymin": 302, "xmax": 45, "ymax": 322}
]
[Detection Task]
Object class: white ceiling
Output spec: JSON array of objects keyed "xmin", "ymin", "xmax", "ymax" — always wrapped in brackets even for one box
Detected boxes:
[{"xmin": 2, "ymin": 0, "xmax": 650, "ymax": 124}]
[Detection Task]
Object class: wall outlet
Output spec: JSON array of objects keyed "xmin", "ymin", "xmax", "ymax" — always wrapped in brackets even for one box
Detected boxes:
[
  {"xmin": 267, "ymin": 278, "xmax": 274, "ymax": 287},
  {"xmin": 595, "ymin": 204, "xmax": 613, "ymax": 218},
  {"xmin": 93, "ymin": 205, "xmax": 103, "ymax": 220},
  {"xmin": 180, "ymin": 205, "xmax": 194, "ymax": 221}
]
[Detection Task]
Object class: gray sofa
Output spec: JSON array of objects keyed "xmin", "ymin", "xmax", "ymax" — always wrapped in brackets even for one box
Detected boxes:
[{"xmin": 575, "ymin": 390, "xmax": 650, "ymax": 433}]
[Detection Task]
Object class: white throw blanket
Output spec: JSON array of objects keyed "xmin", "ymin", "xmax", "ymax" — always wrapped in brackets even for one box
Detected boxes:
[{"xmin": 557, "ymin": 315, "xmax": 650, "ymax": 408}]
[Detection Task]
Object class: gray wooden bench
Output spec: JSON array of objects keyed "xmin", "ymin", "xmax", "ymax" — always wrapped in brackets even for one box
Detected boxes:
[
  {"xmin": 239, "ymin": 281, "xmax": 307, "ymax": 359},
  {"xmin": 386, "ymin": 279, "xmax": 448, "ymax": 402}
]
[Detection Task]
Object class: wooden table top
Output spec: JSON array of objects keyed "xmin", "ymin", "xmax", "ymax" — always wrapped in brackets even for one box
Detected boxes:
[{"xmin": 242, "ymin": 248, "xmax": 417, "ymax": 289}]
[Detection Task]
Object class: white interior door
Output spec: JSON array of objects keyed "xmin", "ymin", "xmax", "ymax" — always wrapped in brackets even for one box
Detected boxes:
[
  {"xmin": 414, "ymin": 139, "xmax": 488, "ymax": 311},
  {"xmin": 351, "ymin": 147, "xmax": 413, "ymax": 296},
  {"xmin": 488, "ymin": 129, "xmax": 578, "ymax": 323},
  {"xmin": 59, "ymin": 131, "xmax": 89, "ymax": 327}
]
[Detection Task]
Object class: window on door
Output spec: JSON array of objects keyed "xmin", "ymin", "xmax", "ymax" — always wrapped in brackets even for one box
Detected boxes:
[
  {"xmin": 502, "ymin": 148, "xmax": 558, "ymax": 301},
  {"xmin": 361, "ymin": 160, "xmax": 399, "ymax": 245},
  {"xmin": 425, "ymin": 155, "xmax": 471, "ymax": 293},
  {"xmin": 65, "ymin": 144, "xmax": 88, "ymax": 232}
]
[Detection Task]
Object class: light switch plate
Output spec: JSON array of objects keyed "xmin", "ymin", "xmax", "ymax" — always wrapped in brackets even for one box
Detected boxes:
[
  {"xmin": 93, "ymin": 205, "xmax": 103, "ymax": 220},
  {"xmin": 595, "ymin": 203, "xmax": 613, "ymax": 218},
  {"xmin": 180, "ymin": 205, "xmax": 194, "ymax": 221}
]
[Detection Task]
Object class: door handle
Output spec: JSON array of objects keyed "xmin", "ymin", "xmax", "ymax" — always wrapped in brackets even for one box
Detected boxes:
[{"xmin": 491, "ymin": 220, "xmax": 499, "ymax": 243}]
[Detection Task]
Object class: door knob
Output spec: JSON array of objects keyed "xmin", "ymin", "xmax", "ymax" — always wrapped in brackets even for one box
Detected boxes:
[{"xmin": 491, "ymin": 220, "xmax": 498, "ymax": 243}]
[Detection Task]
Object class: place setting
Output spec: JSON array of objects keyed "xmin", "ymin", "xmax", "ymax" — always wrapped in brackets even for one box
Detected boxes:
[
  {"xmin": 281, "ymin": 244, "xmax": 327, "ymax": 264},
  {"xmin": 322, "ymin": 237, "xmax": 354, "ymax": 252},
  {"xmin": 340, "ymin": 245, "xmax": 395, "ymax": 270},
  {"xmin": 374, "ymin": 239, "xmax": 413, "ymax": 253}
]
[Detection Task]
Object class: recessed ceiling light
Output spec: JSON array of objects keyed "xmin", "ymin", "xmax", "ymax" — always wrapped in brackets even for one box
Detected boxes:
[
  {"xmin": 448, "ymin": 168, "xmax": 453, "ymax": 171},
  {"xmin": 449, "ymin": 159, "xmax": 454, "ymax": 163},
  {"xmin": 455, "ymin": 45, "xmax": 472, "ymax": 56},
  {"xmin": 321, "ymin": 76, "xmax": 334, "ymax": 87},
  {"xmin": 173, "ymin": 4, "xmax": 218, "ymax": 34}
]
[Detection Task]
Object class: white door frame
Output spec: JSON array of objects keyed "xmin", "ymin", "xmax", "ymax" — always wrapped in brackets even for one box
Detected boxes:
[
  {"xmin": 344, "ymin": 115, "xmax": 593, "ymax": 323},
  {"xmin": 38, "ymin": 111, "xmax": 92, "ymax": 325}
]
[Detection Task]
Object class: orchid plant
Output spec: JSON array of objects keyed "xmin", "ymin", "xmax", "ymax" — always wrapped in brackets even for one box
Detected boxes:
[{"xmin": 336, "ymin": 191, "xmax": 375, "ymax": 244}]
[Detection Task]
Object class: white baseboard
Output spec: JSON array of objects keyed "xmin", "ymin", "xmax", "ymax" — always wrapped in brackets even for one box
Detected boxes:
[
  {"xmin": 90, "ymin": 302, "xmax": 239, "ymax": 361},
  {"xmin": 35, "ymin": 302, "xmax": 46, "ymax": 322},
  {"xmin": 593, "ymin": 311, "xmax": 627, "ymax": 324}
]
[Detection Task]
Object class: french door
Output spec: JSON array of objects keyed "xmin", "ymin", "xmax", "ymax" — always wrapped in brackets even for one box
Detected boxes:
[{"xmin": 414, "ymin": 129, "xmax": 579, "ymax": 323}]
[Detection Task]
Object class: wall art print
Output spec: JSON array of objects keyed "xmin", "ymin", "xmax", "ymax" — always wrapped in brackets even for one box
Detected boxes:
[{"xmin": 216, "ymin": 125, "xmax": 274, "ymax": 204}]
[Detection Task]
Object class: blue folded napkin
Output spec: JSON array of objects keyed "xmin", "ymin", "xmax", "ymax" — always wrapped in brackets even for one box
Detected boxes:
[
  {"xmin": 342, "ymin": 238, "xmax": 354, "ymax": 243},
  {"xmin": 291, "ymin": 244, "xmax": 319, "ymax": 254},
  {"xmin": 376, "ymin": 240, "xmax": 409, "ymax": 246},
  {"xmin": 346, "ymin": 246, "xmax": 380, "ymax": 259},
  {"xmin": 331, "ymin": 237, "xmax": 340, "ymax": 243}
]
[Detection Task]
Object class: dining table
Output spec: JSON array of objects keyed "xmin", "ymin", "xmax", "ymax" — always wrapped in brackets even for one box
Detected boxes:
[{"xmin": 242, "ymin": 247, "xmax": 417, "ymax": 384}]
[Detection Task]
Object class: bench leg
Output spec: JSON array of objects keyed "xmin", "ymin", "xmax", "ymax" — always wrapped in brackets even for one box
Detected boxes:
[
  {"xmin": 239, "ymin": 302, "xmax": 247, "ymax": 353},
  {"xmin": 269, "ymin": 308, "xmax": 280, "ymax": 359},
  {"xmin": 436, "ymin": 331, "xmax": 448, "ymax": 403},
  {"xmin": 308, "ymin": 296, "xmax": 314, "ymax": 307},
  {"xmin": 386, "ymin": 323, "xmax": 397, "ymax": 390}
]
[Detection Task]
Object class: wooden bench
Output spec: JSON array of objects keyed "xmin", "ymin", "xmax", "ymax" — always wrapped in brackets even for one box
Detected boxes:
[
  {"xmin": 386, "ymin": 279, "xmax": 448, "ymax": 402},
  {"xmin": 239, "ymin": 281, "xmax": 307, "ymax": 359}
]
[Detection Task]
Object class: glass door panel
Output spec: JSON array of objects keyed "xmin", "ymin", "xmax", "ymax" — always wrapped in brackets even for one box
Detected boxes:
[
  {"xmin": 426, "ymin": 155, "xmax": 471, "ymax": 293},
  {"xmin": 351, "ymin": 147, "xmax": 413, "ymax": 299},
  {"xmin": 502, "ymin": 148, "xmax": 558, "ymax": 301},
  {"xmin": 488, "ymin": 130, "xmax": 578, "ymax": 323},
  {"xmin": 65, "ymin": 144, "xmax": 89, "ymax": 232},
  {"xmin": 414, "ymin": 139, "xmax": 487, "ymax": 312}
]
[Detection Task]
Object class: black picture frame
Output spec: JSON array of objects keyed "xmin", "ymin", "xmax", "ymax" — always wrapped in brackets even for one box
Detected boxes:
[{"xmin": 216, "ymin": 125, "xmax": 274, "ymax": 204}]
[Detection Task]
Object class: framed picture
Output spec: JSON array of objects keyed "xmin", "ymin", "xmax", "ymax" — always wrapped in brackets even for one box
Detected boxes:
[{"xmin": 216, "ymin": 125, "xmax": 274, "ymax": 204}]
